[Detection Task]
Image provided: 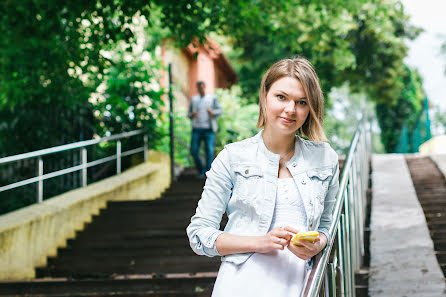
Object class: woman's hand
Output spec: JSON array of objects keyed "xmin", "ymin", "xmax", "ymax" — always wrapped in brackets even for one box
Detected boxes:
[
  {"xmin": 255, "ymin": 226, "xmax": 292, "ymax": 253},
  {"xmin": 285, "ymin": 226, "xmax": 328, "ymax": 260}
]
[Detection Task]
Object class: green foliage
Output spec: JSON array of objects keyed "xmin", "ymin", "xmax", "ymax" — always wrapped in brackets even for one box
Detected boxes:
[
  {"xmin": 223, "ymin": 0, "xmax": 421, "ymax": 105},
  {"xmin": 92, "ymin": 46, "xmax": 164, "ymax": 144},
  {"xmin": 375, "ymin": 66, "xmax": 424, "ymax": 152},
  {"xmin": 215, "ymin": 87, "xmax": 260, "ymax": 153},
  {"xmin": 0, "ymin": 0, "xmax": 152, "ymax": 154}
]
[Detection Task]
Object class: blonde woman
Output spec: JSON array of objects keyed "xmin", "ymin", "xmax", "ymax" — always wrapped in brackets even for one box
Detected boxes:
[{"xmin": 186, "ymin": 57, "xmax": 339, "ymax": 296}]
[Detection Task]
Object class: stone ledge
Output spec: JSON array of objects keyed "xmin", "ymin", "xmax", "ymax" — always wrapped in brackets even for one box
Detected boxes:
[
  {"xmin": 0, "ymin": 150, "xmax": 170, "ymax": 281},
  {"xmin": 430, "ymin": 154, "xmax": 446, "ymax": 179}
]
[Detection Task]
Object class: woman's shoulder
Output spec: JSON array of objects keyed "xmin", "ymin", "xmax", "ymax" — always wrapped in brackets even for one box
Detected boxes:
[
  {"xmin": 224, "ymin": 133, "xmax": 259, "ymax": 151},
  {"xmin": 298, "ymin": 137, "xmax": 338, "ymax": 165},
  {"xmin": 218, "ymin": 134, "xmax": 259, "ymax": 165}
]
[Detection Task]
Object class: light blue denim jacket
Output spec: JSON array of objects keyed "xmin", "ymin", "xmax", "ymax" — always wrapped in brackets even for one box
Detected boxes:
[{"xmin": 186, "ymin": 130, "xmax": 339, "ymax": 266}]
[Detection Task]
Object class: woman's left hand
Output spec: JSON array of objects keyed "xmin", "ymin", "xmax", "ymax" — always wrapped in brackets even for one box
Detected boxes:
[{"xmin": 283, "ymin": 226, "xmax": 328, "ymax": 260}]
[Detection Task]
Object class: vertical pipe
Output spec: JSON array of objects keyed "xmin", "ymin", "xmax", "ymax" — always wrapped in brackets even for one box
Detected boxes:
[
  {"xmin": 337, "ymin": 223, "xmax": 345, "ymax": 297},
  {"xmin": 340, "ymin": 214, "xmax": 349, "ymax": 297},
  {"xmin": 348, "ymin": 182, "xmax": 357, "ymax": 297},
  {"xmin": 37, "ymin": 157, "xmax": 43, "ymax": 203},
  {"xmin": 352, "ymin": 155, "xmax": 361, "ymax": 269},
  {"xmin": 143, "ymin": 135, "xmax": 148, "ymax": 162},
  {"xmin": 356, "ymin": 150, "xmax": 365, "ymax": 262},
  {"xmin": 327, "ymin": 262, "xmax": 337, "ymax": 297},
  {"xmin": 117, "ymin": 141, "xmax": 121, "ymax": 174},
  {"xmin": 168, "ymin": 63, "xmax": 174, "ymax": 184},
  {"xmin": 81, "ymin": 148, "xmax": 87, "ymax": 187}
]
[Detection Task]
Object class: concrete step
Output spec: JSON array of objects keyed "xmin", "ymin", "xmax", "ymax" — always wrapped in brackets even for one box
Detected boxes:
[
  {"xmin": 0, "ymin": 277, "xmax": 215, "ymax": 296},
  {"xmin": 36, "ymin": 256, "xmax": 220, "ymax": 278},
  {"xmin": 56, "ymin": 246, "xmax": 194, "ymax": 258}
]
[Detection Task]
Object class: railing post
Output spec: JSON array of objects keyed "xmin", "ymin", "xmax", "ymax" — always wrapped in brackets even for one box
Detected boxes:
[
  {"xmin": 117, "ymin": 140, "xmax": 121, "ymax": 174},
  {"xmin": 37, "ymin": 157, "xmax": 43, "ymax": 203},
  {"xmin": 143, "ymin": 135, "xmax": 148, "ymax": 162},
  {"xmin": 168, "ymin": 63, "xmax": 174, "ymax": 184},
  {"xmin": 81, "ymin": 148, "xmax": 87, "ymax": 187},
  {"xmin": 340, "ymin": 214, "xmax": 348, "ymax": 297},
  {"xmin": 327, "ymin": 263, "xmax": 337, "ymax": 297}
]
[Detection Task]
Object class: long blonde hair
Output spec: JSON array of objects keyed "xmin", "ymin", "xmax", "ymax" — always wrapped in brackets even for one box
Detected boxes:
[{"xmin": 257, "ymin": 57, "xmax": 327, "ymax": 142}]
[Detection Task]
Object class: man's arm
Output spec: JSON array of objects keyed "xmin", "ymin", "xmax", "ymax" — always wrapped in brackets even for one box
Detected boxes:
[{"xmin": 211, "ymin": 95, "xmax": 223, "ymax": 117}]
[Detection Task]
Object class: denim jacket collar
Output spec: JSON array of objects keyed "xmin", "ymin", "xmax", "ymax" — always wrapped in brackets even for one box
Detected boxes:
[{"xmin": 254, "ymin": 129, "xmax": 310, "ymax": 174}]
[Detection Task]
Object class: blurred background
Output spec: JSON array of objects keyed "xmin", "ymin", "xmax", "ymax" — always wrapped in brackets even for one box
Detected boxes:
[{"xmin": 1, "ymin": 0, "xmax": 445, "ymax": 213}]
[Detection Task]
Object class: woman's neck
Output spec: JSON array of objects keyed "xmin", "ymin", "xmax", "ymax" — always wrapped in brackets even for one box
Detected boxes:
[{"xmin": 262, "ymin": 128, "xmax": 295, "ymax": 156}]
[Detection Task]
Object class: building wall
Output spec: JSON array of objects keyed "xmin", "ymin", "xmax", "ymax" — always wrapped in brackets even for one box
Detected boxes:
[
  {"xmin": 162, "ymin": 47, "xmax": 190, "ymax": 112},
  {"xmin": 162, "ymin": 40, "xmax": 236, "ymax": 111}
]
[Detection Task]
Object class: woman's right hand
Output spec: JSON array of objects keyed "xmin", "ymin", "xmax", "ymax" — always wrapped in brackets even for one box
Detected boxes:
[{"xmin": 255, "ymin": 226, "xmax": 294, "ymax": 253}]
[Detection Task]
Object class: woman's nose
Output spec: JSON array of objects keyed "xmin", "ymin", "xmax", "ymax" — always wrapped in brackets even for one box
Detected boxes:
[{"xmin": 284, "ymin": 100, "xmax": 296, "ymax": 113}]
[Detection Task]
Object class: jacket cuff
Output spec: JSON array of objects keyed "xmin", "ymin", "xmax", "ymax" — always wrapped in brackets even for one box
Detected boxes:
[
  {"xmin": 318, "ymin": 228, "xmax": 331, "ymax": 247},
  {"xmin": 193, "ymin": 229, "xmax": 224, "ymax": 257}
]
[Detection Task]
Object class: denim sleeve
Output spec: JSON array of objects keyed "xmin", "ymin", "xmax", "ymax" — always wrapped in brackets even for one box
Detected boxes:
[
  {"xmin": 186, "ymin": 148, "xmax": 233, "ymax": 257},
  {"xmin": 318, "ymin": 160, "xmax": 340, "ymax": 246}
]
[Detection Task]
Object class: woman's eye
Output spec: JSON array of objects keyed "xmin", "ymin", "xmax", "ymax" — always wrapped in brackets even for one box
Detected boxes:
[
  {"xmin": 297, "ymin": 100, "xmax": 307, "ymax": 105},
  {"xmin": 277, "ymin": 94, "xmax": 286, "ymax": 100}
]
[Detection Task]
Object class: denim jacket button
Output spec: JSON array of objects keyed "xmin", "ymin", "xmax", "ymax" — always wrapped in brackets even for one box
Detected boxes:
[
  {"xmin": 245, "ymin": 169, "xmax": 249, "ymax": 175},
  {"xmin": 301, "ymin": 179, "xmax": 306, "ymax": 185},
  {"xmin": 292, "ymin": 162, "xmax": 297, "ymax": 167}
]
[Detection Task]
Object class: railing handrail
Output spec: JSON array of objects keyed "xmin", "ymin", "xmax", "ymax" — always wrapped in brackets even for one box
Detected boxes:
[
  {"xmin": 304, "ymin": 112, "xmax": 371, "ymax": 296},
  {"xmin": 0, "ymin": 129, "xmax": 149, "ymax": 205},
  {"xmin": 0, "ymin": 130, "xmax": 145, "ymax": 165}
]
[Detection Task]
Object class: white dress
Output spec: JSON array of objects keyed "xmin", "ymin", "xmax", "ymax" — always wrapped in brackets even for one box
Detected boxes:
[{"xmin": 212, "ymin": 178, "xmax": 308, "ymax": 297}]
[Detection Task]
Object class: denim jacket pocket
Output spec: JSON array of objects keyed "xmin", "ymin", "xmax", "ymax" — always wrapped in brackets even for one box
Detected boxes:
[
  {"xmin": 307, "ymin": 168, "xmax": 333, "ymax": 205},
  {"xmin": 232, "ymin": 165, "xmax": 264, "ymax": 215}
]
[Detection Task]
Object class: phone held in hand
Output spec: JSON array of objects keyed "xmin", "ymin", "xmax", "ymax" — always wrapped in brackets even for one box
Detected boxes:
[{"xmin": 291, "ymin": 231, "xmax": 319, "ymax": 246}]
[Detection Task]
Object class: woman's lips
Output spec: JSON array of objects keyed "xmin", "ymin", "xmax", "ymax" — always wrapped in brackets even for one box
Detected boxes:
[{"xmin": 280, "ymin": 117, "xmax": 296, "ymax": 123}]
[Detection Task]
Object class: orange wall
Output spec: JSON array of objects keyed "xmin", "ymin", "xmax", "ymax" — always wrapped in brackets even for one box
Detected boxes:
[{"xmin": 188, "ymin": 48, "xmax": 217, "ymax": 97}]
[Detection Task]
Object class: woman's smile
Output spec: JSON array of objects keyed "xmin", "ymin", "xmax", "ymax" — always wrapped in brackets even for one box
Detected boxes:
[{"xmin": 279, "ymin": 116, "xmax": 296, "ymax": 124}]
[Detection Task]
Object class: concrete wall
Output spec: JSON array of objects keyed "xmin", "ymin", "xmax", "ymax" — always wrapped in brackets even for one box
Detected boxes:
[{"xmin": 0, "ymin": 150, "xmax": 170, "ymax": 281}]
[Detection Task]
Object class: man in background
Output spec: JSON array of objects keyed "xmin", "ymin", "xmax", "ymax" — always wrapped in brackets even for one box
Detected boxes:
[{"xmin": 188, "ymin": 81, "xmax": 222, "ymax": 178}]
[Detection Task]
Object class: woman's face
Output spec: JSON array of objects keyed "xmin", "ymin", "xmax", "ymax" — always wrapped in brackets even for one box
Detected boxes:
[{"xmin": 264, "ymin": 76, "xmax": 310, "ymax": 136}]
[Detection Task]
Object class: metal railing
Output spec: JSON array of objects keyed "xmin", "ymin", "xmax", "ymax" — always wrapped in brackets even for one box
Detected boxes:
[
  {"xmin": 0, "ymin": 130, "xmax": 148, "ymax": 204},
  {"xmin": 303, "ymin": 113, "xmax": 372, "ymax": 297}
]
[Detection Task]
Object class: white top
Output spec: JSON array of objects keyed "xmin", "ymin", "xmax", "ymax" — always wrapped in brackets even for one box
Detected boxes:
[
  {"xmin": 191, "ymin": 94, "xmax": 213, "ymax": 129},
  {"xmin": 212, "ymin": 178, "xmax": 308, "ymax": 297}
]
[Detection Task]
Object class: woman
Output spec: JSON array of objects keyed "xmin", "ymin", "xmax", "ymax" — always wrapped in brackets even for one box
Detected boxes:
[{"xmin": 186, "ymin": 57, "xmax": 339, "ymax": 297}]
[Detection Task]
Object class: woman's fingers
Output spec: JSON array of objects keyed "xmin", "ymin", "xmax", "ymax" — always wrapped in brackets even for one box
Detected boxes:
[
  {"xmin": 287, "ymin": 237, "xmax": 323, "ymax": 260},
  {"xmin": 270, "ymin": 227, "xmax": 292, "ymax": 241},
  {"xmin": 276, "ymin": 230, "xmax": 292, "ymax": 240},
  {"xmin": 273, "ymin": 236, "xmax": 288, "ymax": 246},
  {"xmin": 288, "ymin": 244, "xmax": 313, "ymax": 260},
  {"xmin": 282, "ymin": 225, "xmax": 299, "ymax": 234}
]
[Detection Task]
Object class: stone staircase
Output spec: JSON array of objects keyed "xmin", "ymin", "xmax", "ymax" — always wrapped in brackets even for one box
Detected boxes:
[
  {"xmin": 406, "ymin": 156, "xmax": 446, "ymax": 278},
  {"xmin": 0, "ymin": 170, "xmax": 221, "ymax": 296}
]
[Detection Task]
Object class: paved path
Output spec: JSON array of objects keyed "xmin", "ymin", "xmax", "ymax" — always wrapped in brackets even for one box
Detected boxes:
[{"xmin": 369, "ymin": 154, "xmax": 445, "ymax": 297}]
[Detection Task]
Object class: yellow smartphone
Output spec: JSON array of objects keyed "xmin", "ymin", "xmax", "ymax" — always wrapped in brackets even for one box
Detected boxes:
[{"xmin": 291, "ymin": 231, "xmax": 319, "ymax": 246}]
